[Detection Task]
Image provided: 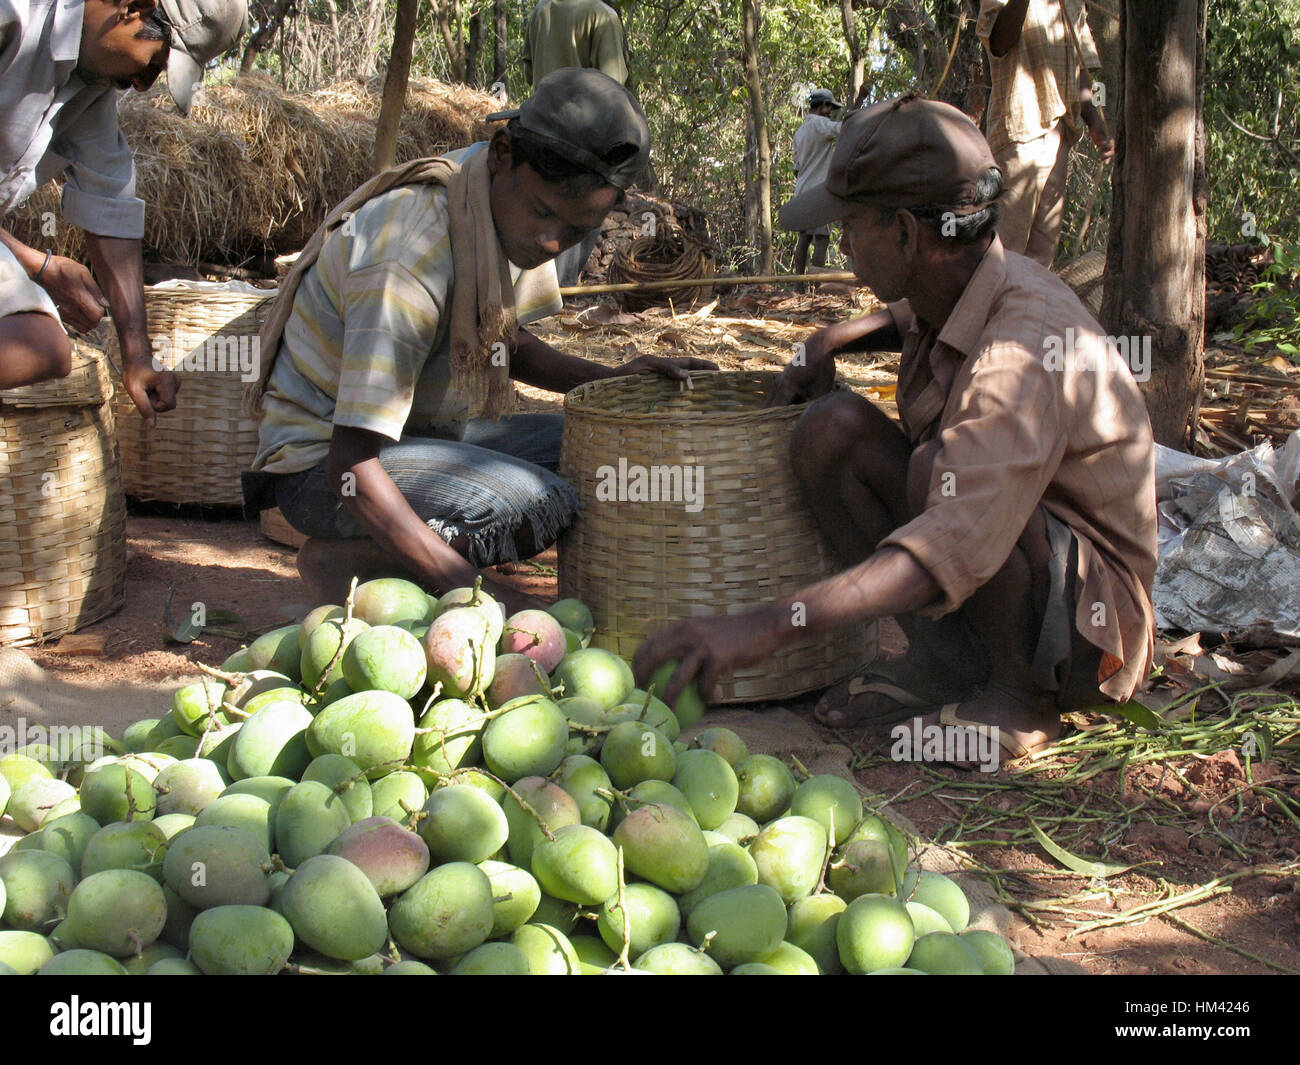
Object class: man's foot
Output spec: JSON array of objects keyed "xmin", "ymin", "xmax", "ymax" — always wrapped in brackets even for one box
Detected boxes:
[
  {"xmin": 814, "ymin": 656, "xmax": 978, "ymax": 728},
  {"xmin": 905, "ymin": 683, "xmax": 1064, "ymax": 770}
]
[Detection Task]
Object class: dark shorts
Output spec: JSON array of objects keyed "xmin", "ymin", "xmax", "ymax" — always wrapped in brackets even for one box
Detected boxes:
[{"xmin": 243, "ymin": 413, "xmax": 579, "ymax": 569}]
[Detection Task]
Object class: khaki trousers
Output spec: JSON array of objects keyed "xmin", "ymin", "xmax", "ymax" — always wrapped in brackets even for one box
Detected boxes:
[{"xmin": 994, "ymin": 121, "xmax": 1075, "ymax": 267}]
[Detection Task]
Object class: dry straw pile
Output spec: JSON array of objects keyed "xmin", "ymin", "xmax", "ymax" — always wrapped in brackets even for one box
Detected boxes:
[{"xmin": 6, "ymin": 75, "xmax": 501, "ymax": 268}]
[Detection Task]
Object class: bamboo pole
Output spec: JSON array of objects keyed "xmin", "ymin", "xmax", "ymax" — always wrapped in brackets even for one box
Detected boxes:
[{"xmin": 558, "ymin": 272, "xmax": 858, "ymax": 297}]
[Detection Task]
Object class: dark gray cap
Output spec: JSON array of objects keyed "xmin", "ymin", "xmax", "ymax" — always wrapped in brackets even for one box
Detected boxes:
[
  {"xmin": 809, "ymin": 87, "xmax": 842, "ymax": 108},
  {"xmin": 487, "ymin": 68, "xmax": 650, "ymax": 191}
]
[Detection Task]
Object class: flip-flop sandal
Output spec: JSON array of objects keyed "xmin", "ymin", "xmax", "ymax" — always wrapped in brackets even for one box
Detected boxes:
[
  {"xmin": 814, "ymin": 673, "xmax": 931, "ymax": 728},
  {"xmin": 938, "ymin": 702, "xmax": 1031, "ymax": 761}
]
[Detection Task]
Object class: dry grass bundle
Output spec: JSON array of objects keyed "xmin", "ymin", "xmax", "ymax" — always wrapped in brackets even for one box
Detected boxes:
[{"xmin": 4, "ymin": 75, "xmax": 502, "ymax": 268}]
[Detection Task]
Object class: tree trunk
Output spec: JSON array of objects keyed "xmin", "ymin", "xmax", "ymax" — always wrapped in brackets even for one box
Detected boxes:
[
  {"xmin": 840, "ymin": 0, "xmax": 865, "ymax": 106},
  {"xmin": 466, "ymin": 10, "xmax": 483, "ymax": 86},
  {"xmin": 1101, "ymin": 0, "xmax": 1207, "ymax": 449},
  {"xmin": 741, "ymin": 0, "xmax": 772, "ymax": 274},
  {"xmin": 374, "ymin": 0, "xmax": 421, "ymax": 173},
  {"xmin": 435, "ymin": 0, "xmax": 466, "ymax": 83},
  {"xmin": 240, "ymin": 0, "xmax": 296, "ymax": 73},
  {"xmin": 492, "ymin": 0, "xmax": 507, "ymax": 85},
  {"xmin": 932, "ymin": 2, "xmax": 987, "ymax": 125}
]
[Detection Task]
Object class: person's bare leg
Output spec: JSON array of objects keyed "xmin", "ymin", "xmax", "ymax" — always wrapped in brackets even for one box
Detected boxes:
[
  {"xmin": 794, "ymin": 232, "xmax": 813, "ymax": 285},
  {"xmin": 297, "ymin": 518, "xmax": 543, "ymax": 606},
  {"xmin": 791, "ymin": 395, "xmax": 986, "ymax": 723},
  {"xmin": 811, "ymin": 234, "xmax": 830, "ymax": 269}
]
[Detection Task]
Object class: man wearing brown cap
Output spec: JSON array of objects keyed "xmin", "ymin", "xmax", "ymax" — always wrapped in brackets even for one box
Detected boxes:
[
  {"xmin": 635, "ymin": 95, "xmax": 1156, "ymax": 765},
  {"xmin": 243, "ymin": 69, "xmax": 711, "ymax": 612}
]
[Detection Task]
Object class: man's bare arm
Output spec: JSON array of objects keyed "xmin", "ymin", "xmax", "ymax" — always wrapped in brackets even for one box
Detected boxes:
[{"xmin": 988, "ymin": 0, "xmax": 1031, "ymax": 57}]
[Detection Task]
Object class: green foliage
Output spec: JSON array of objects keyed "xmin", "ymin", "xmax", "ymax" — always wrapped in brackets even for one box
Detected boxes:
[
  {"xmin": 1230, "ymin": 239, "xmax": 1300, "ymax": 359},
  {"xmin": 1205, "ymin": 0, "xmax": 1300, "ymax": 245}
]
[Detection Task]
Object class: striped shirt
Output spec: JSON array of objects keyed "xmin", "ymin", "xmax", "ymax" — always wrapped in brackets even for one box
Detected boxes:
[
  {"xmin": 252, "ymin": 146, "xmax": 563, "ymax": 475},
  {"xmin": 879, "ymin": 238, "xmax": 1157, "ymax": 702},
  {"xmin": 977, "ymin": 0, "xmax": 1101, "ymax": 152}
]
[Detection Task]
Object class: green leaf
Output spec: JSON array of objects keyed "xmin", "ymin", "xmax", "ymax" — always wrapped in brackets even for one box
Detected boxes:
[
  {"xmin": 165, "ymin": 616, "xmax": 204, "ymax": 645},
  {"xmin": 1028, "ymin": 820, "xmax": 1134, "ymax": 879},
  {"xmin": 1108, "ymin": 699, "xmax": 1165, "ymax": 731}
]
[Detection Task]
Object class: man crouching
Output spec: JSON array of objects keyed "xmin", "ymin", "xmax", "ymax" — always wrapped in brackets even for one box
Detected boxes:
[
  {"xmin": 636, "ymin": 95, "xmax": 1156, "ymax": 766},
  {"xmin": 244, "ymin": 69, "xmax": 712, "ymax": 613}
]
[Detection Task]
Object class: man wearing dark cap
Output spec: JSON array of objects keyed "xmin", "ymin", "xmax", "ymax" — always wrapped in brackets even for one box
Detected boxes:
[
  {"xmin": 0, "ymin": 0, "xmax": 249, "ymax": 413},
  {"xmin": 636, "ymin": 95, "xmax": 1156, "ymax": 765},
  {"xmin": 791, "ymin": 87, "xmax": 843, "ymax": 278},
  {"xmin": 243, "ymin": 69, "xmax": 712, "ymax": 611}
]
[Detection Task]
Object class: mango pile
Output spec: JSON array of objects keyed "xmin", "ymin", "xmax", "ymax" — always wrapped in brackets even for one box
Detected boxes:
[{"xmin": 0, "ymin": 578, "xmax": 1016, "ymax": 976}]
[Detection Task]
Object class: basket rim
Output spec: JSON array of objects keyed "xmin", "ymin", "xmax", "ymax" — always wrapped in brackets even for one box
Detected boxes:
[
  {"xmin": 140, "ymin": 288, "xmax": 276, "ymax": 308},
  {"xmin": 563, "ymin": 369, "xmax": 811, "ymax": 423}
]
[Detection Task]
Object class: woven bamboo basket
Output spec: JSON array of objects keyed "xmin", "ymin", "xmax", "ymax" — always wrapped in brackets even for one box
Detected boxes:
[
  {"xmin": 106, "ymin": 287, "xmax": 273, "ymax": 506},
  {"xmin": 558, "ymin": 371, "xmax": 877, "ymax": 704},
  {"xmin": 1056, "ymin": 248, "xmax": 1105, "ymax": 318},
  {"xmin": 0, "ymin": 345, "xmax": 126, "ymax": 646}
]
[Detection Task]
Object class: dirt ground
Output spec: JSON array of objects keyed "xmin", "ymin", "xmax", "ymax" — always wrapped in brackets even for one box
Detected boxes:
[{"xmin": 5, "ymin": 290, "xmax": 1299, "ymax": 976}]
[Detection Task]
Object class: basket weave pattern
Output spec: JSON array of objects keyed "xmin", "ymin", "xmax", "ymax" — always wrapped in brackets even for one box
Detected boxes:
[
  {"xmin": 0, "ymin": 348, "xmax": 126, "ymax": 646},
  {"xmin": 558, "ymin": 371, "xmax": 876, "ymax": 703},
  {"xmin": 107, "ymin": 290, "xmax": 271, "ymax": 506}
]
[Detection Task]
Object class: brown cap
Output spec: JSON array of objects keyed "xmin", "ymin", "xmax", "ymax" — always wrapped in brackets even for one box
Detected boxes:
[{"xmin": 780, "ymin": 95, "xmax": 999, "ymax": 231}]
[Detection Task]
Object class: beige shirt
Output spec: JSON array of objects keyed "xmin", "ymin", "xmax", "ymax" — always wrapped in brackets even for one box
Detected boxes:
[
  {"xmin": 977, "ymin": 0, "xmax": 1101, "ymax": 152},
  {"xmin": 880, "ymin": 238, "xmax": 1157, "ymax": 702}
]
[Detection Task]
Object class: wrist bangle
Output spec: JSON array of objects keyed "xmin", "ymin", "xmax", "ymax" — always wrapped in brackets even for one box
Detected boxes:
[{"xmin": 34, "ymin": 250, "xmax": 52, "ymax": 283}]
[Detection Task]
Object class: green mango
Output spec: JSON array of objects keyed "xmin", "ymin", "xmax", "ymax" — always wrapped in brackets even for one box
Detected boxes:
[
  {"xmin": 342, "ymin": 625, "xmax": 428, "ymax": 700},
  {"xmin": 146, "ymin": 957, "xmax": 203, "ymax": 975},
  {"xmin": 370, "ymin": 771, "xmax": 428, "ymax": 823},
  {"xmin": 787, "ymin": 893, "xmax": 847, "ymax": 975},
  {"xmin": 960, "ymin": 928, "xmax": 1016, "ymax": 975},
  {"xmin": 599, "ymin": 721, "xmax": 675, "ymax": 790},
  {"xmin": 551, "ymin": 648, "xmax": 633, "ymax": 710},
  {"xmin": 355, "ymin": 578, "xmax": 435, "ymax": 628},
  {"xmin": 410, "ymin": 698, "xmax": 484, "ymax": 774},
  {"xmin": 388, "ymin": 863, "xmax": 494, "ymax": 961},
  {"xmin": 733, "ymin": 754, "xmax": 797, "ymax": 823},
  {"xmin": 791, "ymin": 774, "xmax": 864, "ymax": 846},
  {"xmin": 228, "ymin": 698, "xmax": 314, "ymax": 781},
  {"xmin": 301, "ymin": 754, "xmax": 373, "ymax": 823},
  {"xmin": 65, "ymin": 870, "xmax": 166, "ymax": 957},
  {"xmin": 195, "ymin": 794, "xmax": 274, "ymax": 853},
  {"xmin": 451, "ymin": 941, "xmax": 531, "ymax": 975},
  {"xmin": 686, "ymin": 883, "xmax": 788, "ymax": 969},
  {"xmin": 7, "ymin": 777, "xmax": 77, "ymax": 833},
  {"xmin": 482, "ymin": 697, "xmax": 568, "ymax": 783},
  {"xmin": 170, "ymin": 677, "xmax": 231, "ymax": 737},
  {"xmin": 80, "ymin": 821, "xmax": 168, "ymax": 881},
  {"xmin": 530, "ymin": 824, "xmax": 619, "ymax": 906},
  {"xmin": 121, "ymin": 941, "xmax": 183, "ymax": 974},
  {"xmin": 553, "ymin": 754, "xmax": 614, "ymax": 831},
  {"xmin": 150, "ymin": 813, "xmax": 196, "ymax": 840},
  {"xmin": 672, "ymin": 749, "xmax": 739, "ymax": 830},
  {"xmin": 162, "ymin": 825, "xmax": 271, "ymax": 909},
  {"xmin": 153, "ymin": 758, "xmax": 229, "ymax": 817},
  {"xmin": 647, "ymin": 660, "xmax": 706, "ymax": 730},
  {"xmin": 502, "ymin": 777, "xmax": 580, "ymax": 869},
  {"xmin": 676, "ymin": 839, "xmax": 759, "ymax": 918},
  {"xmin": 612, "ymin": 802, "xmax": 709, "ymax": 894},
  {"xmin": 419, "ymin": 785, "xmax": 508, "ymax": 865},
  {"xmin": 906, "ymin": 930, "xmax": 984, "ymax": 975},
  {"xmin": 634, "ymin": 942, "xmax": 722, "ymax": 975},
  {"xmin": 274, "ymin": 781, "xmax": 352, "ymax": 867},
  {"xmin": 907, "ymin": 870, "xmax": 970, "ymax": 933},
  {"xmin": 423, "ymin": 607, "xmax": 496, "ymax": 699},
  {"xmin": 0, "ymin": 931, "xmax": 55, "ymax": 974},
  {"xmin": 829, "ymin": 838, "xmax": 898, "ymax": 902},
  {"xmin": 37, "ymin": 949, "xmax": 128, "ymax": 975},
  {"xmin": 189, "ymin": 905, "xmax": 294, "ymax": 975},
  {"xmin": 78, "ymin": 764, "xmax": 155, "ymax": 824},
  {"xmin": 478, "ymin": 860, "xmax": 541, "ymax": 938},
  {"xmin": 301, "ymin": 617, "xmax": 370, "ymax": 691},
  {"xmin": 244, "ymin": 624, "xmax": 305, "ymax": 681},
  {"xmin": 837, "ymin": 893, "xmax": 916, "ymax": 974},
  {"xmin": 758, "ymin": 940, "xmax": 820, "ymax": 975},
  {"xmin": 749, "ymin": 816, "xmax": 828, "ymax": 905},
  {"xmin": 32, "ymin": 812, "xmax": 99, "ymax": 871},
  {"xmin": 0, "ymin": 850, "xmax": 76, "ymax": 933},
  {"xmin": 511, "ymin": 923, "xmax": 580, "ymax": 975},
  {"xmin": 280, "ymin": 854, "xmax": 388, "ymax": 961},
  {"xmin": 306, "ymin": 689, "xmax": 415, "ymax": 780},
  {"xmin": 712, "ymin": 811, "xmax": 761, "ymax": 845},
  {"xmin": 597, "ymin": 882, "xmax": 680, "ymax": 958},
  {"xmin": 691, "ymin": 727, "xmax": 748, "ymax": 766}
]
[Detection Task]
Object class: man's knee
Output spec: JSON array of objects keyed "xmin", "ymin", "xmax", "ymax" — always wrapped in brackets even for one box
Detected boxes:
[{"xmin": 790, "ymin": 391, "xmax": 877, "ymax": 479}]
